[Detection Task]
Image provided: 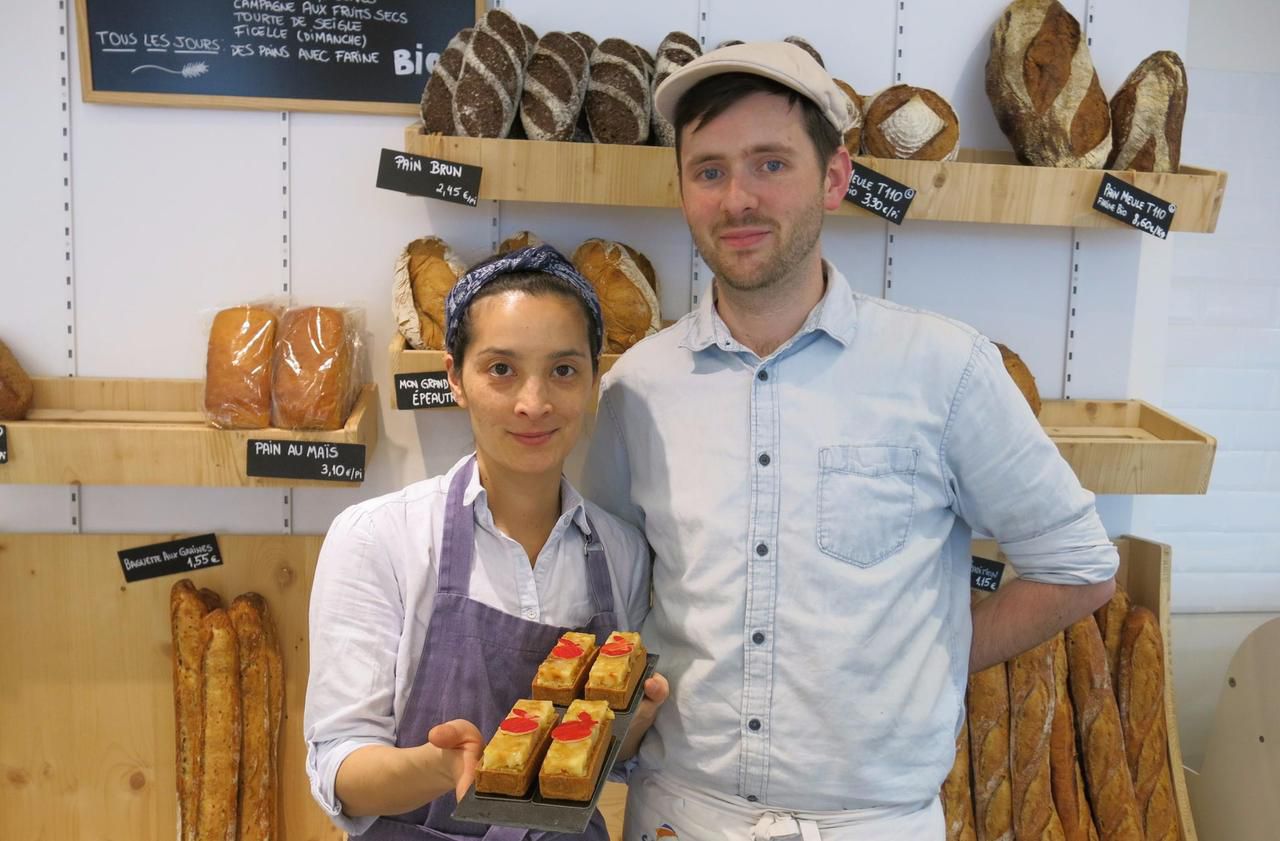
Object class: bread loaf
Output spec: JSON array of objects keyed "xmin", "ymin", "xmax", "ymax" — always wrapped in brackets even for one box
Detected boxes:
[
  {"xmin": 1049, "ymin": 635, "xmax": 1099, "ymax": 841},
  {"xmin": 204, "ymin": 306, "xmax": 277, "ymax": 430},
  {"xmin": 519, "ymin": 22, "xmax": 538, "ymax": 63},
  {"xmin": 715, "ymin": 39, "xmax": 745, "ymax": 49},
  {"xmin": 834, "ymin": 79, "xmax": 865, "ymax": 155},
  {"xmin": 969, "ymin": 663, "xmax": 1013, "ymax": 841},
  {"xmin": 567, "ymin": 32, "xmax": 596, "ymax": 58},
  {"xmin": 1009, "ymin": 639, "xmax": 1067, "ymax": 841},
  {"xmin": 1066, "ymin": 618, "xmax": 1144, "ymax": 841},
  {"xmin": 498, "ymin": 231, "xmax": 544, "ymax": 254},
  {"xmin": 394, "ymin": 236, "xmax": 467, "ymax": 351},
  {"xmin": 196, "ymin": 609, "xmax": 241, "ymax": 841},
  {"xmin": 995, "ymin": 342, "xmax": 1042, "ymax": 417},
  {"xmin": 421, "ymin": 28, "xmax": 473, "ymax": 135},
  {"xmin": 1107, "ymin": 51, "xmax": 1187, "ymax": 172},
  {"xmin": 942, "ymin": 720, "xmax": 979, "ymax": 841},
  {"xmin": 864, "ymin": 84, "xmax": 960, "ymax": 161},
  {"xmin": 784, "ymin": 35, "xmax": 825, "ymax": 67},
  {"xmin": 650, "ymin": 32, "xmax": 702, "ymax": 146},
  {"xmin": 453, "ymin": 10, "xmax": 527, "ymax": 138},
  {"xmin": 587, "ymin": 39, "xmax": 651, "ymax": 145},
  {"xmin": 171, "ymin": 581, "xmax": 211, "ymax": 841},
  {"xmin": 520, "ymin": 32, "xmax": 591, "ymax": 141},
  {"xmin": 566, "ymin": 32, "xmax": 599, "ymax": 142},
  {"xmin": 271, "ymin": 306, "xmax": 354, "ymax": 430},
  {"xmin": 572, "ymin": 239, "xmax": 661, "ymax": 353},
  {"xmin": 986, "ymin": 0, "xmax": 1112, "ymax": 168},
  {"xmin": 1094, "ymin": 588, "xmax": 1130, "ymax": 692},
  {"xmin": 0, "ymin": 337, "xmax": 34, "ymax": 420},
  {"xmin": 229, "ymin": 595, "xmax": 282, "ymax": 841},
  {"xmin": 1117, "ymin": 607, "xmax": 1180, "ymax": 841}
]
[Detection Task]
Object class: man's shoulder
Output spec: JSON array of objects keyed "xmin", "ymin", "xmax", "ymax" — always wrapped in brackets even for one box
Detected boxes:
[
  {"xmin": 852, "ymin": 292, "xmax": 981, "ymax": 344},
  {"xmin": 602, "ymin": 312, "xmax": 698, "ymax": 384}
]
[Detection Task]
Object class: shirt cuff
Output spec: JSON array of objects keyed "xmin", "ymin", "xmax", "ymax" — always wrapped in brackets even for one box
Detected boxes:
[
  {"xmin": 308, "ymin": 736, "xmax": 390, "ymax": 837},
  {"xmin": 998, "ymin": 509, "xmax": 1119, "ymax": 586}
]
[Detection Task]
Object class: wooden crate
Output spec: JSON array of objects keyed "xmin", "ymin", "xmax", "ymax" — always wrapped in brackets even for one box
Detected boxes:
[
  {"xmin": 1040, "ymin": 399, "xmax": 1216, "ymax": 494},
  {"xmin": 973, "ymin": 536, "xmax": 1197, "ymax": 841},
  {"xmin": 402, "ymin": 127, "xmax": 1228, "ymax": 233},
  {"xmin": 0, "ymin": 378, "xmax": 379, "ymax": 487}
]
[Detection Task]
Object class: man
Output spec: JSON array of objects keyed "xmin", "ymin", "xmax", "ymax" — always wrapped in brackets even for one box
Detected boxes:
[{"xmin": 583, "ymin": 42, "xmax": 1118, "ymax": 840}]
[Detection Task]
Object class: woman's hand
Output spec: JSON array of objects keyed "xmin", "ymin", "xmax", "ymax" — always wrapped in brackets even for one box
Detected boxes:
[
  {"xmin": 428, "ymin": 719, "xmax": 485, "ymax": 802},
  {"xmin": 618, "ymin": 672, "xmax": 670, "ymax": 761}
]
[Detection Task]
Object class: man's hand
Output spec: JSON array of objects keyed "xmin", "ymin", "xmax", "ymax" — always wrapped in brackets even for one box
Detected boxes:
[
  {"xmin": 619, "ymin": 672, "xmax": 670, "ymax": 761},
  {"xmin": 428, "ymin": 719, "xmax": 485, "ymax": 801}
]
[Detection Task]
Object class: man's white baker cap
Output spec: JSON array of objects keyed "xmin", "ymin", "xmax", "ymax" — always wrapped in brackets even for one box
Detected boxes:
[{"xmin": 653, "ymin": 41, "xmax": 853, "ymax": 134}]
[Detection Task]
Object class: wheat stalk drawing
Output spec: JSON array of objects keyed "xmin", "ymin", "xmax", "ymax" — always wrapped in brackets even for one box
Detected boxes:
[{"xmin": 131, "ymin": 62, "xmax": 209, "ymax": 78}]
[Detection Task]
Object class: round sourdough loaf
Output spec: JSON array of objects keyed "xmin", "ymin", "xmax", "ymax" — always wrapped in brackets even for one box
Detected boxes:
[
  {"xmin": 0, "ymin": 337, "xmax": 34, "ymax": 420},
  {"xmin": 572, "ymin": 239, "xmax": 661, "ymax": 353},
  {"xmin": 586, "ymin": 39, "xmax": 652, "ymax": 145},
  {"xmin": 863, "ymin": 84, "xmax": 959, "ymax": 161},
  {"xmin": 1108, "ymin": 51, "xmax": 1187, "ymax": 173},
  {"xmin": 995, "ymin": 342, "xmax": 1041, "ymax": 416},
  {"xmin": 394, "ymin": 237, "xmax": 467, "ymax": 350},
  {"xmin": 834, "ymin": 78, "xmax": 865, "ymax": 155}
]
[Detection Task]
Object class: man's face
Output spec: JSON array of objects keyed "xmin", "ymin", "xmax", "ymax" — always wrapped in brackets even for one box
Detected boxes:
[{"xmin": 677, "ymin": 91, "xmax": 847, "ymax": 294}]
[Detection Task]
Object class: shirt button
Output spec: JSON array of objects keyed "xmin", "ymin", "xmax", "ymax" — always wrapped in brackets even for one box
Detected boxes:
[
  {"xmin": 757, "ymin": 369, "xmax": 769, "ymax": 381},
  {"xmin": 755, "ymin": 543, "xmax": 768, "ymax": 557},
  {"xmin": 758, "ymin": 453, "xmax": 770, "ymax": 466},
  {"xmin": 752, "ymin": 631, "xmax": 765, "ymax": 644},
  {"xmin": 748, "ymin": 718, "xmax": 762, "ymax": 731},
  {"xmin": 747, "ymin": 795, "xmax": 759, "ymax": 803},
  {"xmin": 523, "ymin": 609, "xmax": 536, "ymax": 619}
]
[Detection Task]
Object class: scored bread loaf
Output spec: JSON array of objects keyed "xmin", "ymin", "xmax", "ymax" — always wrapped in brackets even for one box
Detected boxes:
[
  {"xmin": 1050, "ymin": 634, "xmax": 1100, "ymax": 841},
  {"xmin": 1066, "ymin": 618, "xmax": 1144, "ymax": 841},
  {"xmin": 1094, "ymin": 587, "xmax": 1131, "ymax": 693},
  {"xmin": 453, "ymin": 10, "xmax": 528, "ymax": 138},
  {"xmin": 1009, "ymin": 639, "xmax": 1067, "ymax": 841},
  {"xmin": 1117, "ymin": 607, "xmax": 1180, "ymax": 841},
  {"xmin": 572, "ymin": 239, "xmax": 661, "ymax": 353},
  {"xmin": 986, "ymin": 0, "xmax": 1112, "ymax": 168},
  {"xmin": 394, "ymin": 236, "xmax": 467, "ymax": 351},
  {"xmin": 204, "ymin": 305, "xmax": 277, "ymax": 430},
  {"xmin": 498, "ymin": 231, "xmax": 544, "ymax": 254},
  {"xmin": 1107, "ymin": 51, "xmax": 1187, "ymax": 173},
  {"xmin": 567, "ymin": 32, "xmax": 599, "ymax": 142},
  {"xmin": 834, "ymin": 79, "xmax": 865, "ymax": 155},
  {"xmin": 520, "ymin": 32, "xmax": 591, "ymax": 141},
  {"xmin": 421, "ymin": 28, "xmax": 473, "ymax": 135},
  {"xmin": 518, "ymin": 22, "xmax": 538, "ymax": 63},
  {"xmin": 0, "ymin": 337, "xmax": 34, "ymax": 420},
  {"xmin": 995, "ymin": 342, "xmax": 1042, "ymax": 417},
  {"xmin": 229, "ymin": 595, "xmax": 283, "ymax": 841},
  {"xmin": 196, "ymin": 609, "xmax": 241, "ymax": 841},
  {"xmin": 863, "ymin": 84, "xmax": 960, "ymax": 161},
  {"xmin": 587, "ymin": 39, "xmax": 652, "ymax": 145},
  {"xmin": 650, "ymin": 32, "xmax": 702, "ymax": 146},
  {"xmin": 784, "ymin": 35, "xmax": 825, "ymax": 67},
  {"xmin": 942, "ymin": 719, "xmax": 979, "ymax": 841},
  {"xmin": 969, "ymin": 663, "xmax": 1013, "ymax": 841},
  {"xmin": 171, "ymin": 581, "xmax": 211, "ymax": 841},
  {"xmin": 270, "ymin": 306, "xmax": 354, "ymax": 431}
]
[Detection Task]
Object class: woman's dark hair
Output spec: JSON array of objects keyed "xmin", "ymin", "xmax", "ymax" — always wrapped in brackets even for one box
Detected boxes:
[
  {"xmin": 673, "ymin": 72, "xmax": 841, "ymax": 174},
  {"xmin": 447, "ymin": 270, "xmax": 602, "ymax": 374}
]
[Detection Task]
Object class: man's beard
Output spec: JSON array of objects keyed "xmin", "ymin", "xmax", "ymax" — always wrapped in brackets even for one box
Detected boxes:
[{"xmin": 696, "ymin": 200, "xmax": 825, "ymax": 294}]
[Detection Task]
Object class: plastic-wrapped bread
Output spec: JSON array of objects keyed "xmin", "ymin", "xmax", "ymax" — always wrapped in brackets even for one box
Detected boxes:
[
  {"xmin": 1117, "ymin": 607, "xmax": 1180, "ymax": 841},
  {"xmin": 171, "ymin": 581, "xmax": 211, "ymax": 841},
  {"xmin": 1066, "ymin": 618, "xmax": 1144, "ymax": 841},
  {"xmin": 586, "ymin": 39, "xmax": 651, "ymax": 145},
  {"xmin": 0, "ymin": 337, "xmax": 34, "ymax": 420},
  {"xmin": 453, "ymin": 10, "xmax": 527, "ymax": 138},
  {"xmin": 650, "ymin": 32, "xmax": 701, "ymax": 146},
  {"xmin": 196, "ymin": 609, "xmax": 241, "ymax": 841},
  {"xmin": 834, "ymin": 79, "xmax": 865, "ymax": 155},
  {"xmin": 394, "ymin": 236, "xmax": 467, "ymax": 350},
  {"xmin": 986, "ymin": 0, "xmax": 1112, "ymax": 168},
  {"xmin": 1094, "ymin": 587, "xmax": 1130, "ymax": 692},
  {"xmin": 1050, "ymin": 634, "xmax": 1100, "ymax": 841},
  {"xmin": 863, "ymin": 84, "xmax": 960, "ymax": 161},
  {"xmin": 1009, "ymin": 639, "xmax": 1067, "ymax": 841},
  {"xmin": 229, "ymin": 594, "xmax": 283, "ymax": 841},
  {"xmin": 995, "ymin": 342, "xmax": 1042, "ymax": 417},
  {"xmin": 204, "ymin": 305, "xmax": 278, "ymax": 429},
  {"xmin": 572, "ymin": 239, "xmax": 661, "ymax": 353},
  {"xmin": 420, "ymin": 28, "xmax": 473, "ymax": 135},
  {"xmin": 968, "ymin": 663, "xmax": 1013, "ymax": 841},
  {"xmin": 521, "ymin": 32, "xmax": 591, "ymax": 141},
  {"xmin": 270, "ymin": 306, "xmax": 355, "ymax": 431},
  {"xmin": 942, "ymin": 719, "xmax": 978, "ymax": 841},
  {"xmin": 1107, "ymin": 51, "xmax": 1187, "ymax": 172}
]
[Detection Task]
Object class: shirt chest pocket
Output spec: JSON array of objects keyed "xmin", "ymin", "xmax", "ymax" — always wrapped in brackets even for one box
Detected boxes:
[{"xmin": 816, "ymin": 445, "xmax": 918, "ymax": 568}]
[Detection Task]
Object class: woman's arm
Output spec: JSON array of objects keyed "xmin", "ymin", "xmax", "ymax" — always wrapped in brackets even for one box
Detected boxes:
[{"xmin": 335, "ymin": 719, "xmax": 485, "ymax": 813}]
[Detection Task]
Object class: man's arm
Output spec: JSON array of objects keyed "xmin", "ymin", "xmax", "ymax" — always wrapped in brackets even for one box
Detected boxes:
[
  {"xmin": 969, "ymin": 577, "xmax": 1114, "ymax": 672},
  {"xmin": 582, "ymin": 382, "xmax": 643, "ymax": 530}
]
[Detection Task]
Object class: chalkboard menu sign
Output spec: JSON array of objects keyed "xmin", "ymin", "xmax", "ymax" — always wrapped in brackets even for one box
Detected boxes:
[{"xmin": 75, "ymin": 0, "xmax": 480, "ymax": 114}]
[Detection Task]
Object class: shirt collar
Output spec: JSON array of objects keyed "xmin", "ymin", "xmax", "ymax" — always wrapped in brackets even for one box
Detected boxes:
[
  {"xmin": 679, "ymin": 259, "xmax": 859, "ymax": 353},
  {"xmin": 454, "ymin": 454, "xmax": 592, "ymax": 537}
]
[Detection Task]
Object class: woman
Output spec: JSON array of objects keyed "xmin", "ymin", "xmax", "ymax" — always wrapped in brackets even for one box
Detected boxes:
[{"xmin": 304, "ymin": 245, "xmax": 667, "ymax": 840}]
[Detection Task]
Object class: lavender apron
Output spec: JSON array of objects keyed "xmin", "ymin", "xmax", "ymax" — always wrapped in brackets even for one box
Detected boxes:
[{"xmin": 363, "ymin": 458, "xmax": 617, "ymax": 841}]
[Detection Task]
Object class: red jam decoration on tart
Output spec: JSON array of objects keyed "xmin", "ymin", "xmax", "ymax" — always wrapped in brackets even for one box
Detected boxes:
[
  {"xmin": 599, "ymin": 634, "xmax": 635, "ymax": 658},
  {"xmin": 551, "ymin": 711, "xmax": 597, "ymax": 742},
  {"xmin": 498, "ymin": 707, "xmax": 539, "ymax": 735},
  {"xmin": 551, "ymin": 637, "xmax": 585, "ymax": 659}
]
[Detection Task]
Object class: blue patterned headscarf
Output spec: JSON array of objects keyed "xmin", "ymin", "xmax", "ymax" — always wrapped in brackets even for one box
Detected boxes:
[{"xmin": 444, "ymin": 244, "xmax": 604, "ymax": 354}]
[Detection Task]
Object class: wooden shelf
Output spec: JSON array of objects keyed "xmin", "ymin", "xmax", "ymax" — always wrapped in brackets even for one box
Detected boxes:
[
  {"xmin": 0, "ymin": 378, "xmax": 379, "ymax": 487},
  {"xmin": 403, "ymin": 125, "xmax": 1227, "ymax": 232},
  {"xmin": 973, "ymin": 535, "xmax": 1198, "ymax": 841}
]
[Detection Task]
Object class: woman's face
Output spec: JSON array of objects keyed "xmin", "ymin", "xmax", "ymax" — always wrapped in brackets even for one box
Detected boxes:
[{"xmin": 446, "ymin": 291, "xmax": 598, "ymax": 483}]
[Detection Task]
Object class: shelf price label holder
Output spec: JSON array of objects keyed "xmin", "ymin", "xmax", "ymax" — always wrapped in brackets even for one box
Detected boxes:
[
  {"xmin": 845, "ymin": 162, "xmax": 916, "ymax": 225},
  {"xmin": 376, "ymin": 147, "xmax": 482, "ymax": 207}
]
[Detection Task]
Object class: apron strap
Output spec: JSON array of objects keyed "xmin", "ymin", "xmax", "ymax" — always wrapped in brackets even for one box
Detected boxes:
[
  {"xmin": 581, "ymin": 512, "xmax": 616, "ymax": 616},
  {"xmin": 481, "ymin": 824, "xmax": 529, "ymax": 841},
  {"xmin": 438, "ymin": 457, "xmax": 477, "ymax": 595}
]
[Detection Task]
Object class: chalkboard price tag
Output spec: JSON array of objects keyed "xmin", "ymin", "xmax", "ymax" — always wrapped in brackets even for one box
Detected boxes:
[
  {"xmin": 246, "ymin": 440, "xmax": 367, "ymax": 483},
  {"xmin": 0, "ymin": 424, "xmax": 8, "ymax": 464},
  {"xmin": 1093, "ymin": 174, "xmax": 1176, "ymax": 239},
  {"xmin": 395, "ymin": 372, "xmax": 457, "ymax": 410},
  {"xmin": 118, "ymin": 533, "xmax": 224, "ymax": 584},
  {"xmin": 845, "ymin": 162, "xmax": 916, "ymax": 225},
  {"xmin": 376, "ymin": 148, "xmax": 481, "ymax": 207},
  {"xmin": 971, "ymin": 557, "xmax": 1006, "ymax": 593}
]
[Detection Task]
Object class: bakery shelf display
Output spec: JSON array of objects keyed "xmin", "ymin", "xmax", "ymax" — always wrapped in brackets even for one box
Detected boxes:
[
  {"xmin": 0, "ymin": 377, "xmax": 378, "ymax": 487},
  {"xmin": 402, "ymin": 127, "xmax": 1228, "ymax": 233}
]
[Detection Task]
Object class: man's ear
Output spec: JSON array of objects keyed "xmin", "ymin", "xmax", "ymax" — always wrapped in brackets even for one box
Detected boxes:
[
  {"xmin": 823, "ymin": 145, "xmax": 853, "ymax": 212},
  {"xmin": 444, "ymin": 353, "xmax": 468, "ymax": 409}
]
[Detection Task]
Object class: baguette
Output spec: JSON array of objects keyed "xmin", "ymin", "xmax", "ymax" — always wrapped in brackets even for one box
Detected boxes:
[
  {"xmin": 1117, "ymin": 607, "xmax": 1180, "ymax": 841},
  {"xmin": 1066, "ymin": 618, "xmax": 1143, "ymax": 841},
  {"xmin": 1009, "ymin": 639, "xmax": 1066, "ymax": 841},
  {"xmin": 229, "ymin": 595, "xmax": 282, "ymax": 841},
  {"xmin": 538, "ymin": 700, "xmax": 615, "ymax": 801},
  {"xmin": 261, "ymin": 599, "xmax": 283, "ymax": 841},
  {"xmin": 1094, "ymin": 588, "xmax": 1130, "ymax": 695},
  {"xmin": 1049, "ymin": 635, "xmax": 1099, "ymax": 841},
  {"xmin": 476, "ymin": 699, "xmax": 557, "ymax": 796},
  {"xmin": 942, "ymin": 720, "xmax": 978, "ymax": 841},
  {"xmin": 968, "ymin": 663, "xmax": 1013, "ymax": 841},
  {"xmin": 170, "ymin": 580, "xmax": 211, "ymax": 841},
  {"xmin": 585, "ymin": 631, "xmax": 646, "ymax": 710},
  {"xmin": 532, "ymin": 632, "xmax": 599, "ymax": 705},
  {"xmin": 196, "ymin": 609, "xmax": 242, "ymax": 841}
]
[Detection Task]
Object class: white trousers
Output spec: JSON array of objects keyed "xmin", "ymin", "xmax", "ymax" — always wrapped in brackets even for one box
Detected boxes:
[{"xmin": 622, "ymin": 771, "xmax": 944, "ymax": 841}]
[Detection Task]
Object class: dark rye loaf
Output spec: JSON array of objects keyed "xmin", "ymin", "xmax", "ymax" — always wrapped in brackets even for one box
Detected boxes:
[
  {"xmin": 567, "ymin": 32, "xmax": 599, "ymax": 141},
  {"xmin": 521, "ymin": 32, "xmax": 591, "ymax": 141},
  {"xmin": 453, "ymin": 10, "xmax": 527, "ymax": 138},
  {"xmin": 1107, "ymin": 51, "xmax": 1187, "ymax": 172},
  {"xmin": 784, "ymin": 35, "xmax": 825, "ymax": 67},
  {"xmin": 420, "ymin": 28, "xmax": 472, "ymax": 134},
  {"xmin": 651, "ymin": 32, "xmax": 701, "ymax": 146},
  {"xmin": 587, "ymin": 39, "xmax": 651, "ymax": 145}
]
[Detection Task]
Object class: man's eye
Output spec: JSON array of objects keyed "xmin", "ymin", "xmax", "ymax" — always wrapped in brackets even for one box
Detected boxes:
[
  {"xmin": 763, "ymin": 159, "xmax": 785, "ymax": 173},
  {"xmin": 697, "ymin": 167, "xmax": 722, "ymax": 181}
]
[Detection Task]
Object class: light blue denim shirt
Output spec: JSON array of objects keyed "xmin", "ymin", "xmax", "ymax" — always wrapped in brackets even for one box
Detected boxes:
[{"xmin": 583, "ymin": 262, "xmax": 1118, "ymax": 811}]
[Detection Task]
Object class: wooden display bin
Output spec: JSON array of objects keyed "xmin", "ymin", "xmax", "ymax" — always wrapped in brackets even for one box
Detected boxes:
[
  {"xmin": 973, "ymin": 535, "xmax": 1198, "ymax": 841},
  {"xmin": 402, "ymin": 127, "xmax": 1228, "ymax": 233},
  {"xmin": 0, "ymin": 378, "xmax": 379, "ymax": 487}
]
